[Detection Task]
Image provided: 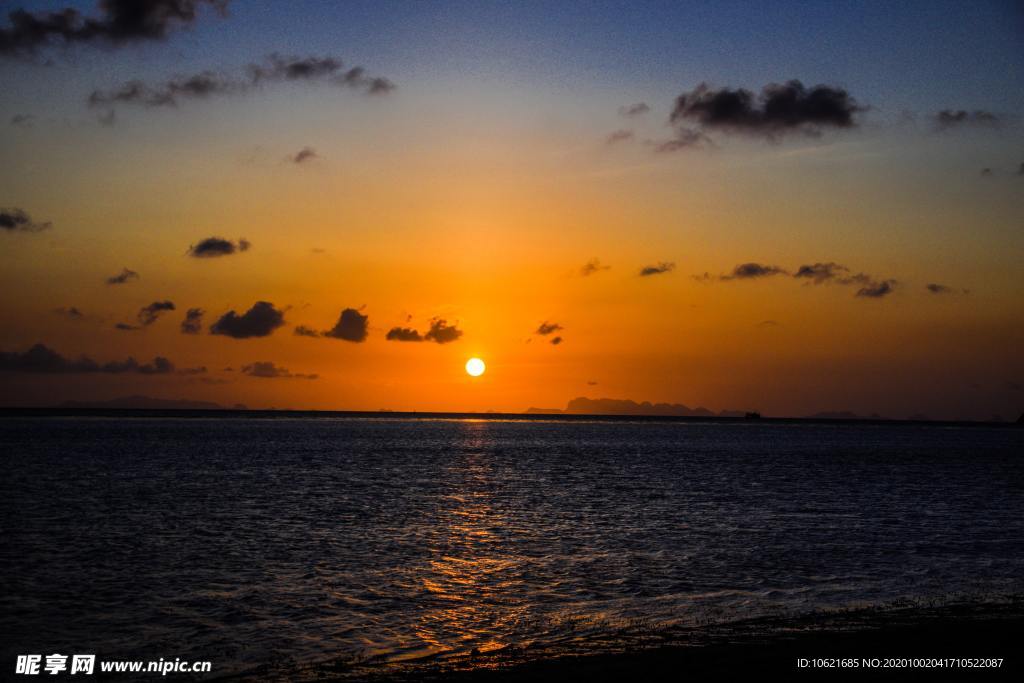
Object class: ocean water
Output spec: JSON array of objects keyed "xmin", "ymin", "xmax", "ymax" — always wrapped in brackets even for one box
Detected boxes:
[{"xmin": 2, "ymin": 416, "xmax": 1023, "ymax": 676}]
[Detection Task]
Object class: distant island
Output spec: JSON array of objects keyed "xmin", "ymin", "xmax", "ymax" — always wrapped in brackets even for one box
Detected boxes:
[{"xmin": 526, "ymin": 397, "xmax": 749, "ymax": 418}]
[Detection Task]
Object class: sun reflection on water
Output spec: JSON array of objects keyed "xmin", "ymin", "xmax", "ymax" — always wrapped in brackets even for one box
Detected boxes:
[{"xmin": 408, "ymin": 421, "xmax": 527, "ymax": 659}]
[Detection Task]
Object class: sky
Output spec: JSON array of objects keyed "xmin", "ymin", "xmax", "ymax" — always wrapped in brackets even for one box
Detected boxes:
[{"xmin": 1, "ymin": 0, "xmax": 1022, "ymax": 419}]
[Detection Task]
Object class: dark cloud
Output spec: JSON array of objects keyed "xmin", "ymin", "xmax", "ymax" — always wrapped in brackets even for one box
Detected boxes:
[
  {"xmin": 605, "ymin": 129, "xmax": 634, "ymax": 145},
  {"xmin": 180, "ymin": 307, "xmax": 203, "ymax": 334},
  {"xmin": 137, "ymin": 300, "xmax": 175, "ymax": 326},
  {"xmin": 114, "ymin": 322, "xmax": 139, "ymax": 331},
  {"xmin": 424, "ymin": 318, "xmax": 462, "ymax": 344},
  {"xmin": 855, "ymin": 279, "xmax": 896, "ymax": 298},
  {"xmin": 105, "ymin": 267, "xmax": 139, "ymax": 285},
  {"xmin": 1, "ymin": 207, "xmax": 50, "ymax": 233},
  {"xmin": 385, "ymin": 327, "xmax": 423, "ymax": 342},
  {"xmin": 934, "ymin": 109, "xmax": 1000, "ymax": 130},
  {"xmin": 293, "ymin": 325, "xmax": 321, "ymax": 338},
  {"xmin": 980, "ymin": 168, "xmax": 993, "ymax": 177},
  {"xmin": 10, "ymin": 113, "xmax": 33, "ymax": 127},
  {"xmin": 720, "ymin": 262, "xmax": 787, "ymax": 280},
  {"xmin": 323, "ymin": 308, "xmax": 368, "ymax": 342},
  {"xmin": 290, "ymin": 146, "xmax": 318, "ymax": 164},
  {"xmin": 0, "ymin": 0, "xmax": 228, "ymax": 59},
  {"xmin": 550, "ymin": 336, "xmax": 563, "ymax": 345},
  {"xmin": 587, "ymin": 380, "xmax": 598, "ymax": 386},
  {"xmin": 210, "ymin": 301, "xmax": 285, "ymax": 339},
  {"xmin": 1018, "ymin": 162, "xmax": 1024, "ymax": 176},
  {"xmin": 580, "ymin": 258, "xmax": 610, "ymax": 276},
  {"xmin": 639, "ymin": 261, "xmax": 675, "ymax": 277},
  {"xmin": 536, "ymin": 321, "xmax": 563, "ymax": 336},
  {"xmin": 88, "ymin": 52, "xmax": 394, "ymax": 109},
  {"xmin": 0, "ymin": 343, "xmax": 175, "ymax": 374},
  {"xmin": 187, "ymin": 236, "xmax": 250, "ymax": 258},
  {"xmin": 52, "ymin": 306, "xmax": 84, "ymax": 320},
  {"xmin": 757, "ymin": 320, "xmax": 780, "ymax": 328},
  {"xmin": 619, "ymin": 102, "xmax": 650, "ymax": 117},
  {"xmin": 793, "ymin": 262, "xmax": 848, "ymax": 284},
  {"xmin": 929, "ymin": 282, "xmax": 958, "ymax": 294},
  {"xmin": 703, "ymin": 259, "xmax": 897, "ymax": 299},
  {"xmin": 241, "ymin": 361, "xmax": 317, "ymax": 380},
  {"xmin": 669, "ymin": 80, "xmax": 863, "ymax": 139}
]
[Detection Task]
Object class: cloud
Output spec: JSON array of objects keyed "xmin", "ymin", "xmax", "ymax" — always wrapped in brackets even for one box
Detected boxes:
[
  {"xmin": 210, "ymin": 301, "xmax": 285, "ymax": 338},
  {"xmin": 720, "ymin": 262, "xmax": 788, "ymax": 280},
  {"xmin": 187, "ymin": 236, "xmax": 250, "ymax": 258},
  {"xmin": 0, "ymin": 343, "xmax": 176, "ymax": 374},
  {"xmin": 114, "ymin": 323, "xmax": 139, "ymax": 331},
  {"xmin": 385, "ymin": 327, "xmax": 423, "ymax": 342},
  {"xmin": 290, "ymin": 146, "xmax": 318, "ymax": 164},
  {"xmin": 855, "ymin": 279, "xmax": 896, "ymax": 298},
  {"xmin": 180, "ymin": 307, "xmax": 203, "ymax": 333},
  {"xmin": 619, "ymin": 102, "xmax": 650, "ymax": 117},
  {"xmin": 52, "ymin": 306, "xmax": 84, "ymax": 320},
  {"xmin": 639, "ymin": 261, "xmax": 675, "ymax": 276},
  {"xmin": 241, "ymin": 361, "xmax": 317, "ymax": 380},
  {"xmin": 652, "ymin": 127, "xmax": 708, "ymax": 152},
  {"xmin": 137, "ymin": 300, "xmax": 175, "ymax": 326},
  {"xmin": 550, "ymin": 336, "xmax": 563, "ymax": 345},
  {"xmin": 980, "ymin": 167, "xmax": 994, "ymax": 177},
  {"xmin": 0, "ymin": 0, "xmax": 228, "ymax": 59},
  {"xmin": 1018, "ymin": 162, "xmax": 1024, "ymax": 176},
  {"xmin": 323, "ymin": 308, "xmax": 368, "ymax": 342},
  {"xmin": 580, "ymin": 258, "xmax": 610, "ymax": 276},
  {"xmin": 88, "ymin": 52, "xmax": 394, "ymax": 109},
  {"xmin": 605, "ymin": 129, "xmax": 634, "ymax": 145},
  {"xmin": 424, "ymin": 318, "xmax": 462, "ymax": 344},
  {"xmin": 669, "ymin": 80, "xmax": 863, "ymax": 139},
  {"xmin": 933, "ymin": 109, "xmax": 1000, "ymax": 130},
  {"xmin": 10, "ymin": 113, "xmax": 33, "ymax": 127},
  {"xmin": 757, "ymin": 320, "xmax": 780, "ymax": 328},
  {"xmin": 105, "ymin": 267, "xmax": 139, "ymax": 285},
  {"xmin": 536, "ymin": 321, "xmax": 563, "ymax": 335},
  {"xmin": 793, "ymin": 262, "xmax": 849, "ymax": 284},
  {"xmin": 925, "ymin": 283, "xmax": 967, "ymax": 295},
  {"xmin": 1, "ymin": 207, "xmax": 50, "ymax": 233},
  {"xmin": 293, "ymin": 325, "xmax": 321, "ymax": 338}
]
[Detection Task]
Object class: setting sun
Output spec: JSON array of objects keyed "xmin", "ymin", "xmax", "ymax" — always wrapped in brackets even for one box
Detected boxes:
[{"xmin": 465, "ymin": 358, "xmax": 486, "ymax": 377}]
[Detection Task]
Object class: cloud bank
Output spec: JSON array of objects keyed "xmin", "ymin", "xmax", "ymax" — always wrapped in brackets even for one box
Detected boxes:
[{"xmin": 0, "ymin": 0, "xmax": 228, "ymax": 59}]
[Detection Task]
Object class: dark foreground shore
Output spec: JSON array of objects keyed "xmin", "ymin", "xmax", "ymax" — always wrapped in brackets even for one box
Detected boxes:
[{"xmin": 240, "ymin": 599, "xmax": 1021, "ymax": 682}]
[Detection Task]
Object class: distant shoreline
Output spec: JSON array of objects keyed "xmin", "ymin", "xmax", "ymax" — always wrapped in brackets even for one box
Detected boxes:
[{"xmin": 0, "ymin": 406, "xmax": 1019, "ymax": 429}]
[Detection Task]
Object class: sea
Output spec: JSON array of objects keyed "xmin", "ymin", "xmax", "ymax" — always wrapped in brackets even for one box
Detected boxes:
[{"xmin": 2, "ymin": 414, "xmax": 1022, "ymax": 678}]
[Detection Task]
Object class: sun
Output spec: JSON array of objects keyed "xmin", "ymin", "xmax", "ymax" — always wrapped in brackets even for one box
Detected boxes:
[{"xmin": 465, "ymin": 357, "xmax": 485, "ymax": 377}]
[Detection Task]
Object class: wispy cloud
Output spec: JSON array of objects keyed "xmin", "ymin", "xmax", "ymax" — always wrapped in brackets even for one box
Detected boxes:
[
  {"xmin": 241, "ymin": 361, "xmax": 317, "ymax": 380},
  {"xmin": 639, "ymin": 261, "xmax": 675, "ymax": 277},
  {"xmin": 105, "ymin": 267, "xmax": 139, "ymax": 285},
  {"xmin": 88, "ymin": 53, "xmax": 394, "ymax": 110}
]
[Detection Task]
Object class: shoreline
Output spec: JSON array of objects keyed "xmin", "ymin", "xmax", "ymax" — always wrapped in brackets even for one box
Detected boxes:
[
  {"xmin": 232, "ymin": 596, "xmax": 1023, "ymax": 681},
  {"xmin": 1, "ymin": 406, "xmax": 1020, "ymax": 429}
]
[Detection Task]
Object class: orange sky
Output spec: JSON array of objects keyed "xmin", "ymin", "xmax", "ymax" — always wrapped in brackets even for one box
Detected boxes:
[{"xmin": 1, "ymin": 3, "xmax": 1022, "ymax": 420}]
